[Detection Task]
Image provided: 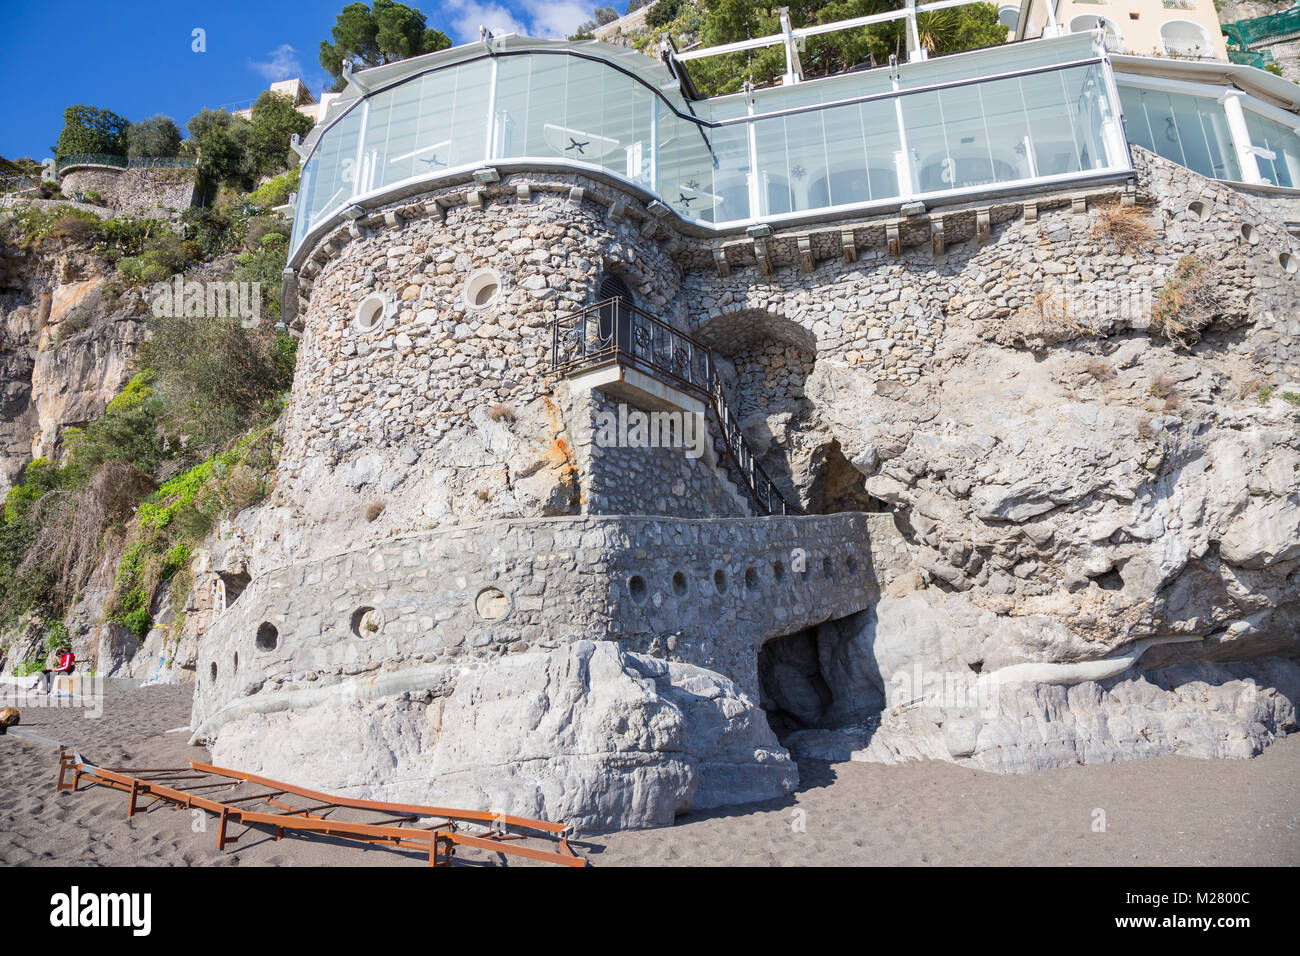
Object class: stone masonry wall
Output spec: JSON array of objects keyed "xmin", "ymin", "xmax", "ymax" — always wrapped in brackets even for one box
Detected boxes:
[
  {"xmin": 58, "ymin": 166, "xmax": 199, "ymax": 219},
  {"xmin": 190, "ymin": 512, "xmax": 878, "ymax": 735}
]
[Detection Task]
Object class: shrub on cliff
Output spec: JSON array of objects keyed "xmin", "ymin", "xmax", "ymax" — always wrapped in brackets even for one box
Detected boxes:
[
  {"xmin": 140, "ymin": 314, "xmax": 296, "ymax": 455},
  {"xmin": 246, "ymin": 92, "xmax": 314, "ymax": 175}
]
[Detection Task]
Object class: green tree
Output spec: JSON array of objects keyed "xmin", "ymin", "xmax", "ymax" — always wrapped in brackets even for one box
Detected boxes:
[
  {"xmin": 684, "ymin": 0, "xmax": 1008, "ymax": 95},
  {"xmin": 246, "ymin": 92, "xmax": 315, "ymax": 174},
  {"xmin": 186, "ymin": 109, "xmax": 254, "ymax": 197},
  {"xmin": 126, "ymin": 115, "xmax": 182, "ymax": 158},
  {"xmin": 319, "ymin": 1, "xmax": 452, "ymax": 91},
  {"xmin": 646, "ymin": 0, "xmax": 687, "ymax": 29},
  {"xmin": 54, "ymin": 105, "xmax": 130, "ymax": 163}
]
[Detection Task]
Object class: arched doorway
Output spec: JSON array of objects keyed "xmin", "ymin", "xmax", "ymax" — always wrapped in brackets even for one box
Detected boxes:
[{"xmin": 594, "ymin": 271, "xmax": 635, "ymax": 353}]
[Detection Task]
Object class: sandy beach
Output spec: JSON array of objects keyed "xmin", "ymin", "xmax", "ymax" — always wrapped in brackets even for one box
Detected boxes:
[{"xmin": 2, "ymin": 685, "xmax": 1296, "ymax": 867}]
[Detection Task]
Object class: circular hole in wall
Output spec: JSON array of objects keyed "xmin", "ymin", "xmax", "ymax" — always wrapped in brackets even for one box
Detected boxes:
[
  {"xmin": 1241, "ymin": 223, "xmax": 1259, "ymax": 245},
  {"xmin": 713, "ymin": 569, "xmax": 728, "ymax": 596},
  {"xmin": 350, "ymin": 606, "xmax": 384, "ymax": 637},
  {"xmin": 745, "ymin": 567, "xmax": 759, "ymax": 592},
  {"xmin": 773, "ymin": 560, "xmax": 785, "ymax": 582},
  {"xmin": 209, "ymin": 662, "xmax": 217, "ymax": 681},
  {"xmin": 671, "ymin": 571, "xmax": 688, "ymax": 597},
  {"xmin": 475, "ymin": 586, "xmax": 509, "ymax": 620},
  {"xmin": 255, "ymin": 622, "xmax": 279, "ymax": 652},
  {"xmin": 1280, "ymin": 252, "xmax": 1298, "ymax": 274},
  {"xmin": 628, "ymin": 575, "xmax": 649, "ymax": 606},
  {"xmin": 354, "ymin": 293, "xmax": 386, "ymax": 332},
  {"xmin": 464, "ymin": 269, "xmax": 502, "ymax": 310},
  {"xmin": 1185, "ymin": 200, "xmax": 1207, "ymax": 222}
]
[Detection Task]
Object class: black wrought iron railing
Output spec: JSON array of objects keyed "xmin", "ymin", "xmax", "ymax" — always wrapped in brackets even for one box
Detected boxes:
[
  {"xmin": 553, "ymin": 297, "xmax": 801, "ymax": 516},
  {"xmin": 55, "ymin": 154, "xmax": 197, "ymax": 172}
]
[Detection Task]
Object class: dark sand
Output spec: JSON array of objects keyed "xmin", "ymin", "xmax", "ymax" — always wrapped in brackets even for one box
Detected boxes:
[{"xmin": 2, "ymin": 685, "xmax": 1296, "ymax": 866}]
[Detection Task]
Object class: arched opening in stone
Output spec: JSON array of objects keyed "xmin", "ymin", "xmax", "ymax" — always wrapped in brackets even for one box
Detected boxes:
[
  {"xmin": 692, "ymin": 309, "xmax": 819, "ymax": 506},
  {"xmin": 594, "ymin": 270, "xmax": 636, "ymax": 348},
  {"xmin": 256, "ymin": 622, "xmax": 279, "ymax": 652},
  {"xmin": 219, "ymin": 571, "xmax": 251, "ymax": 607}
]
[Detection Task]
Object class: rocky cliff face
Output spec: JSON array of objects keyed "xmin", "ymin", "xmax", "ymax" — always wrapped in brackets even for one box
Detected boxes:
[
  {"xmin": 778, "ymin": 159, "xmax": 1300, "ymax": 772},
  {"xmin": 0, "ymin": 240, "xmax": 142, "ymax": 493}
]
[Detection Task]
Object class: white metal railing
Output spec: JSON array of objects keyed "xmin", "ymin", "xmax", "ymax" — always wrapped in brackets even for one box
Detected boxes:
[{"xmin": 673, "ymin": 0, "xmax": 994, "ymax": 72}]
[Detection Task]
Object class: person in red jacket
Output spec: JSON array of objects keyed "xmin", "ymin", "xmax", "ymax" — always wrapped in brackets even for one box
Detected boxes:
[{"xmin": 40, "ymin": 647, "xmax": 74, "ymax": 694}]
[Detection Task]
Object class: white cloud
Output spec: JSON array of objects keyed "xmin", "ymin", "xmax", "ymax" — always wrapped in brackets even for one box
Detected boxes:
[
  {"xmin": 249, "ymin": 44, "xmax": 305, "ymax": 82},
  {"xmin": 442, "ymin": 1, "xmax": 597, "ymax": 43},
  {"xmin": 444, "ymin": 2, "xmax": 530, "ymax": 43},
  {"xmin": 522, "ymin": 1, "xmax": 594, "ymax": 38}
]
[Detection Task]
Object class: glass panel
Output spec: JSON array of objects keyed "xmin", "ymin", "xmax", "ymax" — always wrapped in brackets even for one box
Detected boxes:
[
  {"xmin": 1118, "ymin": 85, "xmax": 1155, "ymax": 152},
  {"xmin": 706, "ymin": 122, "xmax": 751, "ymax": 223},
  {"xmin": 938, "ymin": 83, "xmax": 997, "ymax": 188},
  {"xmin": 902, "ymin": 89, "xmax": 949, "ymax": 194},
  {"xmin": 1021, "ymin": 70, "xmax": 1082, "ymax": 175},
  {"xmin": 301, "ymin": 103, "xmax": 364, "ymax": 239},
  {"xmin": 981, "ymin": 76, "xmax": 1036, "ymax": 182},
  {"xmin": 860, "ymin": 98, "xmax": 902, "ymax": 201},
  {"xmin": 1116, "ymin": 85, "xmax": 1240, "ymax": 181},
  {"xmin": 1245, "ymin": 110, "xmax": 1300, "ymax": 188},
  {"xmin": 1060, "ymin": 64, "xmax": 1106, "ymax": 170},
  {"xmin": 447, "ymin": 60, "xmax": 491, "ymax": 168}
]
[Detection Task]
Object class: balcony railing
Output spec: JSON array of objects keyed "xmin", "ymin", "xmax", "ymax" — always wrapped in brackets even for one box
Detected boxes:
[
  {"xmin": 55, "ymin": 154, "xmax": 197, "ymax": 172},
  {"xmin": 553, "ymin": 298, "xmax": 801, "ymax": 516}
]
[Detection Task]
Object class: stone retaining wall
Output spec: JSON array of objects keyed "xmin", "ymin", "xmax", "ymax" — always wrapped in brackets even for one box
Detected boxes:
[
  {"xmin": 191, "ymin": 512, "xmax": 880, "ymax": 732},
  {"xmin": 57, "ymin": 166, "xmax": 198, "ymax": 219}
]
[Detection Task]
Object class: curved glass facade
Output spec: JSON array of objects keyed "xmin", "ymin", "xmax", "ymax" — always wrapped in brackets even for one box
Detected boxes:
[
  {"xmin": 290, "ymin": 33, "xmax": 1130, "ymax": 255},
  {"xmin": 1116, "ymin": 77, "xmax": 1300, "ymax": 187}
]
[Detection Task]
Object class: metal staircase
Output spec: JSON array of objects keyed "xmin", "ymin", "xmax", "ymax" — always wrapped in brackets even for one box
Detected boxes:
[{"xmin": 552, "ymin": 297, "xmax": 802, "ymax": 516}]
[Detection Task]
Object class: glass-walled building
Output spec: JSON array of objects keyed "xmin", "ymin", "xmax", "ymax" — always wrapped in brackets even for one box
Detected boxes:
[
  {"xmin": 1111, "ymin": 55, "xmax": 1300, "ymax": 189},
  {"xmin": 288, "ymin": 26, "xmax": 1300, "ymax": 261},
  {"xmin": 290, "ymin": 31, "xmax": 1130, "ymax": 256}
]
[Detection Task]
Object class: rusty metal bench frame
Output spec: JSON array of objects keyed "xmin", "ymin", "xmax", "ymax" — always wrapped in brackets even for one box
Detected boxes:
[{"xmin": 56, "ymin": 749, "xmax": 585, "ymax": 867}]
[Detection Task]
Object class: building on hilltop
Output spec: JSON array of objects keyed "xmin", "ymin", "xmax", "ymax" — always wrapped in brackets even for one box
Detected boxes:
[
  {"xmin": 232, "ymin": 78, "xmax": 331, "ymax": 123},
  {"xmin": 1016, "ymin": 0, "xmax": 1231, "ymax": 59}
]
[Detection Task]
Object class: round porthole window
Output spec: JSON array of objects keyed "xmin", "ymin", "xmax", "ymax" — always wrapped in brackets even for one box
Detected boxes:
[
  {"xmin": 464, "ymin": 269, "xmax": 502, "ymax": 310},
  {"xmin": 354, "ymin": 293, "xmax": 387, "ymax": 332},
  {"xmin": 475, "ymin": 586, "xmax": 509, "ymax": 620}
]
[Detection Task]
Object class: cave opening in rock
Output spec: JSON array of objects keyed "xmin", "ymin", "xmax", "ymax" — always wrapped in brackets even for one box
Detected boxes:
[
  {"xmin": 758, "ymin": 627, "xmax": 836, "ymax": 739},
  {"xmin": 757, "ymin": 610, "xmax": 886, "ymax": 747},
  {"xmin": 812, "ymin": 439, "xmax": 888, "ymax": 514}
]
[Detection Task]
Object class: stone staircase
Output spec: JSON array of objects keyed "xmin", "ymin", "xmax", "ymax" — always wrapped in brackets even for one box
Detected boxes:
[{"xmin": 553, "ymin": 297, "xmax": 802, "ymax": 516}]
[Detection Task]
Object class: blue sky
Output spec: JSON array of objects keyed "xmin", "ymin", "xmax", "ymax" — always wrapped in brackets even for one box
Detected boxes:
[{"xmin": 0, "ymin": 0, "xmax": 605, "ymax": 159}]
